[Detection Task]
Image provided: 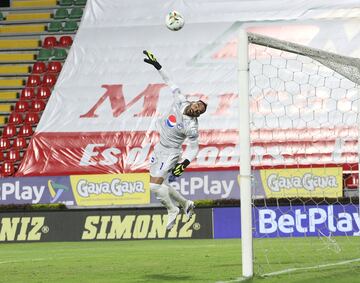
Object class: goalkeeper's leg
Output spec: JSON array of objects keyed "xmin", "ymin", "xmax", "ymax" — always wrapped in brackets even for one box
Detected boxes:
[
  {"xmin": 150, "ymin": 183, "xmax": 179, "ymax": 230},
  {"xmin": 165, "ymin": 179, "xmax": 195, "ymax": 221},
  {"xmin": 149, "ymin": 150, "xmax": 181, "ymax": 230}
]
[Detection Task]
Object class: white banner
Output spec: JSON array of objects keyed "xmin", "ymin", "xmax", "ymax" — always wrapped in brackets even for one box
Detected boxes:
[{"xmin": 17, "ymin": 0, "xmax": 360, "ymax": 176}]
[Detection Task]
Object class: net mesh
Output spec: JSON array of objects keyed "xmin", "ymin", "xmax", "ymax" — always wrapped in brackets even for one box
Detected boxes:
[{"xmin": 247, "ymin": 33, "xmax": 360, "ymax": 277}]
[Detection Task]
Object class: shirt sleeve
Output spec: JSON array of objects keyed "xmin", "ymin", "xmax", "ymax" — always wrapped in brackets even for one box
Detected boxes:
[{"xmin": 158, "ymin": 69, "xmax": 186, "ymax": 104}]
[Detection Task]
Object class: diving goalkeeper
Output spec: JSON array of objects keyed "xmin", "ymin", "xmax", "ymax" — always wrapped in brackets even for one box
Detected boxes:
[{"xmin": 143, "ymin": 50, "xmax": 207, "ymax": 230}]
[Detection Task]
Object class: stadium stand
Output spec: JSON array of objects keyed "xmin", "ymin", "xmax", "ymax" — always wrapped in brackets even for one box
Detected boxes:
[{"xmin": 0, "ymin": 0, "xmax": 86, "ymax": 177}]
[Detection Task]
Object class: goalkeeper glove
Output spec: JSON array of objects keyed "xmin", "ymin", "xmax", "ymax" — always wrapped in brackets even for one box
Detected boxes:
[
  {"xmin": 143, "ymin": 50, "xmax": 162, "ymax": 70},
  {"xmin": 171, "ymin": 159, "xmax": 190, "ymax": 177}
]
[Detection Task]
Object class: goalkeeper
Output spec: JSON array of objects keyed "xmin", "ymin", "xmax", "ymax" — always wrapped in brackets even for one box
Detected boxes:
[{"xmin": 143, "ymin": 50, "xmax": 207, "ymax": 230}]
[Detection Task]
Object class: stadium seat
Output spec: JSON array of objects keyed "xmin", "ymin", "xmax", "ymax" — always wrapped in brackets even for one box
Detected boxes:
[
  {"xmin": 48, "ymin": 21, "xmax": 63, "ymax": 32},
  {"xmin": 48, "ymin": 61, "xmax": 62, "ymax": 73},
  {"xmin": 59, "ymin": 35, "xmax": 73, "ymax": 47},
  {"xmin": 15, "ymin": 100, "xmax": 29, "ymax": 113},
  {"xmin": 0, "ymin": 151, "xmax": 4, "ymax": 162},
  {"xmin": 53, "ymin": 48, "xmax": 67, "ymax": 60},
  {"xmin": 59, "ymin": 0, "xmax": 73, "ymax": 6},
  {"xmin": 20, "ymin": 88, "xmax": 36, "ymax": 100},
  {"xmin": 1, "ymin": 161, "xmax": 15, "ymax": 177},
  {"xmin": 42, "ymin": 74, "xmax": 57, "ymax": 87},
  {"xmin": 2, "ymin": 124, "xmax": 17, "ymax": 138},
  {"xmin": 26, "ymin": 75, "xmax": 41, "ymax": 87},
  {"xmin": 37, "ymin": 49, "xmax": 53, "ymax": 61},
  {"xmin": 74, "ymin": 0, "xmax": 87, "ymax": 6},
  {"xmin": 30, "ymin": 100, "xmax": 46, "ymax": 112},
  {"xmin": 54, "ymin": 8, "xmax": 69, "ymax": 19},
  {"xmin": 8, "ymin": 112, "xmax": 23, "ymax": 125},
  {"xmin": 345, "ymin": 174, "xmax": 358, "ymax": 189},
  {"xmin": 63, "ymin": 20, "xmax": 78, "ymax": 32},
  {"xmin": 18, "ymin": 124, "xmax": 34, "ymax": 137},
  {"xmin": 42, "ymin": 36, "xmax": 58, "ymax": 49},
  {"xmin": 24, "ymin": 112, "xmax": 40, "ymax": 124},
  {"xmin": 13, "ymin": 136, "xmax": 27, "ymax": 150},
  {"xmin": 0, "ymin": 137, "xmax": 11, "ymax": 151},
  {"xmin": 32, "ymin": 62, "xmax": 47, "ymax": 74},
  {"xmin": 0, "ymin": 11, "xmax": 4, "ymax": 21},
  {"xmin": 69, "ymin": 7, "xmax": 83, "ymax": 19},
  {"xmin": 5, "ymin": 149, "xmax": 21, "ymax": 162},
  {"xmin": 37, "ymin": 87, "xmax": 51, "ymax": 99}
]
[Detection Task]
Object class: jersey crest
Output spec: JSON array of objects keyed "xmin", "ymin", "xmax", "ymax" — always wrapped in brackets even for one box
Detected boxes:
[{"xmin": 166, "ymin": 115, "xmax": 177, "ymax": 128}]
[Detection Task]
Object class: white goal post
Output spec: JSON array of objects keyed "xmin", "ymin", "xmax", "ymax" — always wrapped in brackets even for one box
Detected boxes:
[
  {"xmin": 238, "ymin": 29, "xmax": 360, "ymax": 278},
  {"xmin": 238, "ymin": 29, "xmax": 253, "ymax": 278}
]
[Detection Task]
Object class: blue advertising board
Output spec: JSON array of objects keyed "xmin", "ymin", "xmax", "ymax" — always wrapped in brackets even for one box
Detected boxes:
[
  {"xmin": 0, "ymin": 176, "xmax": 75, "ymax": 205},
  {"xmin": 213, "ymin": 204, "xmax": 360, "ymax": 238}
]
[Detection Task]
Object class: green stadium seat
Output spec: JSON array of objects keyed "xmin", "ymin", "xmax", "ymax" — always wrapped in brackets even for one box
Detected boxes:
[
  {"xmin": 0, "ymin": 11, "xmax": 4, "ymax": 21},
  {"xmin": 69, "ymin": 7, "xmax": 83, "ymax": 19},
  {"xmin": 47, "ymin": 21, "xmax": 63, "ymax": 32},
  {"xmin": 37, "ymin": 49, "xmax": 52, "ymax": 61},
  {"xmin": 63, "ymin": 20, "xmax": 78, "ymax": 32},
  {"xmin": 59, "ymin": 0, "xmax": 73, "ymax": 6},
  {"xmin": 74, "ymin": 0, "xmax": 86, "ymax": 6},
  {"xmin": 53, "ymin": 48, "xmax": 67, "ymax": 60},
  {"xmin": 54, "ymin": 8, "xmax": 69, "ymax": 19}
]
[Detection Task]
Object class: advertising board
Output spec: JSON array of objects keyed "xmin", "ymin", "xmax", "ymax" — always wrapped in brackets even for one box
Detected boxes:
[
  {"xmin": 0, "ymin": 208, "xmax": 213, "ymax": 242},
  {"xmin": 213, "ymin": 205, "xmax": 360, "ymax": 238}
]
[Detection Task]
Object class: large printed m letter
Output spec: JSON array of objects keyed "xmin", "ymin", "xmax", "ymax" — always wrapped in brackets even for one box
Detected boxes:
[{"xmin": 80, "ymin": 84, "xmax": 165, "ymax": 118}]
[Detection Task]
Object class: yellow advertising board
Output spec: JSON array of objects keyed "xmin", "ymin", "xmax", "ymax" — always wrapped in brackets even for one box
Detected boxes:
[
  {"xmin": 70, "ymin": 173, "xmax": 150, "ymax": 206},
  {"xmin": 260, "ymin": 167, "xmax": 343, "ymax": 198}
]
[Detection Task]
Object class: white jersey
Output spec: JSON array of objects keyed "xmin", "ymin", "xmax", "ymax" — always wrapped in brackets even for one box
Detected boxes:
[{"xmin": 156, "ymin": 69, "xmax": 199, "ymax": 162}]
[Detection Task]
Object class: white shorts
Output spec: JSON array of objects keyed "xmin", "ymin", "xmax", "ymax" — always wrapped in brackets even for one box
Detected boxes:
[{"xmin": 149, "ymin": 145, "xmax": 180, "ymax": 178}]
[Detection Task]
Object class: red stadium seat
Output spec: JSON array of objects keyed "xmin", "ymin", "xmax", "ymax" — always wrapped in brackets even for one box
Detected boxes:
[
  {"xmin": 15, "ymin": 101, "xmax": 29, "ymax": 113},
  {"xmin": 30, "ymin": 100, "xmax": 46, "ymax": 112},
  {"xmin": 47, "ymin": 61, "xmax": 62, "ymax": 73},
  {"xmin": 345, "ymin": 174, "xmax": 359, "ymax": 189},
  {"xmin": 1, "ymin": 161, "xmax": 15, "ymax": 176},
  {"xmin": 18, "ymin": 124, "xmax": 33, "ymax": 137},
  {"xmin": 13, "ymin": 136, "xmax": 27, "ymax": 150},
  {"xmin": 8, "ymin": 112, "xmax": 23, "ymax": 125},
  {"xmin": 58, "ymin": 35, "xmax": 73, "ymax": 47},
  {"xmin": 24, "ymin": 112, "xmax": 40, "ymax": 124},
  {"xmin": 42, "ymin": 36, "xmax": 58, "ymax": 49},
  {"xmin": 42, "ymin": 74, "xmax": 57, "ymax": 88},
  {"xmin": 26, "ymin": 75, "xmax": 41, "ymax": 87},
  {"xmin": 0, "ymin": 137, "xmax": 11, "ymax": 150},
  {"xmin": 37, "ymin": 87, "xmax": 51, "ymax": 100},
  {"xmin": 0, "ymin": 151, "xmax": 4, "ymax": 162},
  {"xmin": 20, "ymin": 88, "xmax": 36, "ymax": 100},
  {"xmin": 32, "ymin": 62, "xmax": 47, "ymax": 74},
  {"xmin": 5, "ymin": 149, "xmax": 21, "ymax": 162},
  {"xmin": 2, "ymin": 124, "xmax": 17, "ymax": 138}
]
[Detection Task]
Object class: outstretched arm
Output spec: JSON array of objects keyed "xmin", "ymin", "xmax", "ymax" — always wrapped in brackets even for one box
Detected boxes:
[{"xmin": 143, "ymin": 50, "xmax": 184, "ymax": 99}]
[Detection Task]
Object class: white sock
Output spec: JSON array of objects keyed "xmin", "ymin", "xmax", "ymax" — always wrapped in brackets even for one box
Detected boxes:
[
  {"xmin": 167, "ymin": 185, "xmax": 187, "ymax": 208},
  {"xmin": 150, "ymin": 183, "xmax": 177, "ymax": 212}
]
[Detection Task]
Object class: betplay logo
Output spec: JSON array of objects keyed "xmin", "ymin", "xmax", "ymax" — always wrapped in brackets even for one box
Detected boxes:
[
  {"xmin": 258, "ymin": 205, "xmax": 360, "ymax": 236},
  {"xmin": 170, "ymin": 175, "xmax": 236, "ymax": 199},
  {"xmin": 48, "ymin": 180, "xmax": 70, "ymax": 203},
  {"xmin": 0, "ymin": 181, "xmax": 44, "ymax": 203}
]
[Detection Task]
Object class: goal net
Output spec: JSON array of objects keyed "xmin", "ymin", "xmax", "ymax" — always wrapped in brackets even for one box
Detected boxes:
[{"xmin": 238, "ymin": 30, "xmax": 360, "ymax": 279}]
